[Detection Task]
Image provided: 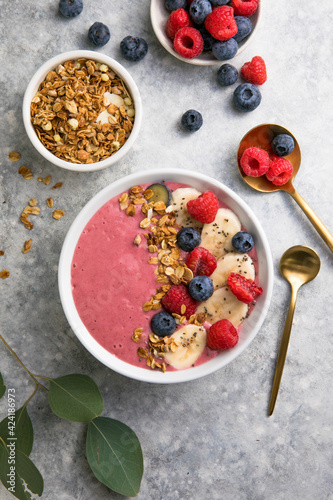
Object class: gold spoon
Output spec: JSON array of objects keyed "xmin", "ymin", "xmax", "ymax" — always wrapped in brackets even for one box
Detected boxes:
[
  {"xmin": 237, "ymin": 123, "xmax": 333, "ymax": 252},
  {"xmin": 268, "ymin": 245, "xmax": 321, "ymax": 416}
]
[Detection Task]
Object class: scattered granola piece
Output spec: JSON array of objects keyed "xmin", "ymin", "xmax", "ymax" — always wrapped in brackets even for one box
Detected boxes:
[
  {"xmin": 37, "ymin": 176, "xmax": 51, "ymax": 185},
  {"xmin": 22, "ymin": 239, "xmax": 32, "ymax": 254},
  {"xmin": 29, "ymin": 199, "xmax": 38, "ymax": 207},
  {"xmin": 134, "ymin": 234, "xmax": 142, "ymax": 246},
  {"xmin": 46, "ymin": 198, "xmax": 54, "ymax": 208},
  {"xmin": 18, "ymin": 166, "xmax": 33, "ymax": 180},
  {"xmin": 0, "ymin": 251, "xmax": 4, "ymax": 256},
  {"xmin": 52, "ymin": 182, "xmax": 63, "ymax": 189},
  {"xmin": 53, "ymin": 209, "xmax": 65, "ymax": 220},
  {"xmin": 9, "ymin": 152, "xmax": 21, "ymax": 161},
  {"xmin": 0, "ymin": 270, "xmax": 10, "ymax": 279}
]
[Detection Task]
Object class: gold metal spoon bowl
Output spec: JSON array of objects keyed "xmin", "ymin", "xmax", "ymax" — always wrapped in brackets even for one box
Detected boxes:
[
  {"xmin": 237, "ymin": 124, "xmax": 333, "ymax": 252},
  {"xmin": 269, "ymin": 245, "xmax": 321, "ymax": 415}
]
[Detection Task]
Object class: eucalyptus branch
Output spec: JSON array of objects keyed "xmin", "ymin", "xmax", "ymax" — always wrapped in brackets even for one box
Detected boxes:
[{"xmin": 0, "ymin": 335, "xmax": 48, "ymax": 391}]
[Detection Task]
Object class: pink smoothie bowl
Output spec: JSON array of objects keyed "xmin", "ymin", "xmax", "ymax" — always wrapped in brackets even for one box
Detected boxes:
[
  {"xmin": 22, "ymin": 50, "xmax": 142, "ymax": 172},
  {"xmin": 58, "ymin": 169, "xmax": 273, "ymax": 383}
]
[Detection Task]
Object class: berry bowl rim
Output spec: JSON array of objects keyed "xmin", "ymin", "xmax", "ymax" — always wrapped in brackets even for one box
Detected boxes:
[
  {"xmin": 22, "ymin": 50, "xmax": 143, "ymax": 172},
  {"xmin": 150, "ymin": 0, "xmax": 262, "ymax": 66},
  {"xmin": 58, "ymin": 168, "xmax": 273, "ymax": 384}
]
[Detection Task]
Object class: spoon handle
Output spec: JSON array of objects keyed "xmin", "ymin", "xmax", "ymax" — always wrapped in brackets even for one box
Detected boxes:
[
  {"xmin": 268, "ymin": 284, "xmax": 298, "ymax": 416},
  {"xmin": 289, "ymin": 189, "xmax": 333, "ymax": 252}
]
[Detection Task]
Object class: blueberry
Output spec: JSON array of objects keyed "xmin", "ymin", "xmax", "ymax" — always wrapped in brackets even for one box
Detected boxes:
[
  {"xmin": 198, "ymin": 26, "xmax": 215, "ymax": 52},
  {"xmin": 189, "ymin": 0, "xmax": 212, "ymax": 25},
  {"xmin": 181, "ymin": 109, "xmax": 203, "ymax": 132},
  {"xmin": 120, "ymin": 36, "xmax": 148, "ymax": 62},
  {"xmin": 232, "ymin": 231, "xmax": 254, "ymax": 253},
  {"xmin": 233, "ymin": 83, "xmax": 261, "ymax": 112},
  {"xmin": 88, "ymin": 22, "xmax": 110, "ymax": 47},
  {"xmin": 151, "ymin": 312, "xmax": 176, "ymax": 337},
  {"xmin": 210, "ymin": 0, "xmax": 229, "ymax": 5},
  {"xmin": 59, "ymin": 0, "xmax": 83, "ymax": 17},
  {"xmin": 271, "ymin": 134, "xmax": 295, "ymax": 157},
  {"xmin": 217, "ymin": 64, "xmax": 238, "ymax": 86},
  {"xmin": 147, "ymin": 183, "xmax": 172, "ymax": 206},
  {"xmin": 165, "ymin": 0, "xmax": 187, "ymax": 10},
  {"xmin": 212, "ymin": 38, "xmax": 238, "ymax": 61},
  {"xmin": 188, "ymin": 276, "xmax": 214, "ymax": 301},
  {"xmin": 177, "ymin": 227, "xmax": 201, "ymax": 252},
  {"xmin": 233, "ymin": 16, "xmax": 252, "ymax": 43}
]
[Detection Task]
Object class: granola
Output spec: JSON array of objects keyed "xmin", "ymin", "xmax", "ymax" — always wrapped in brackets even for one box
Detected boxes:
[{"xmin": 30, "ymin": 58, "xmax": 135, "ymax": 164}]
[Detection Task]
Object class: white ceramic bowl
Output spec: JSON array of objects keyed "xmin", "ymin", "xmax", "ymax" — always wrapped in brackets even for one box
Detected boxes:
[
  {"xmin": 23, "ymin": 50, "xmax": 142, "ymax": 172},
  {"xmin": 58, "ymin": 168, "xmax": 273, "ymax": 383},
  {"xmin": 150, "ymin": 0, "xmax": 262, "ymax": 66}
]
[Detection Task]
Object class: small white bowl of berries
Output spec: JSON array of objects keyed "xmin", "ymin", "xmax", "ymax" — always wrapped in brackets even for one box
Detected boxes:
[{"xmin": 150, "ymin": 0, "xmax": 262, "ymax": 65}]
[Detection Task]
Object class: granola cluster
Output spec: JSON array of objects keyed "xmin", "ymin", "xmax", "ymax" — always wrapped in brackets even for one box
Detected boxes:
[
  {"xmin": 30, "ymin": 58, "xmax": 135, "ymax": 164},
  {"xmin": 118, "ymin": 184, "xmax": 207, "ymax": 371}
]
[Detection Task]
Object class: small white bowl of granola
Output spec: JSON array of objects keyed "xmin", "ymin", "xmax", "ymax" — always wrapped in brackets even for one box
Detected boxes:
[{"xmin": 23, "ymin": 50, "xmax": 142, "ymax": 172}]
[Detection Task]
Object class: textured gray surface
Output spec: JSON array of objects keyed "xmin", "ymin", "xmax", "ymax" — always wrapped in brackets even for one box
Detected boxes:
[{"xmin": 1, "ymin": 0, "xmax": 333, "ymax": 499}]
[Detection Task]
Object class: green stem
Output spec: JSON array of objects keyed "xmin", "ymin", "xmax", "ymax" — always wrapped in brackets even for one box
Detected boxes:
[
  {"xmin": 23, "ymin": 383, "xmax": 39, "ymax": 407},
  {"xmin": 0, "ymin": 335, "xmax": 49, "ymax": 392}
]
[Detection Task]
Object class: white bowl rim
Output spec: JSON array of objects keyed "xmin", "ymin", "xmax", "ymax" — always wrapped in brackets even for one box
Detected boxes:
[
  {"xmin": 58, "ymin": 168, "xmax": 274, "ymax": 384},
  {"xmin": 150, "ymin": 0, "xmax": 262, "ymax": 66},
  {"xmin": 22, "ymin": 50, "xmax": 143, "ymax": 172}
]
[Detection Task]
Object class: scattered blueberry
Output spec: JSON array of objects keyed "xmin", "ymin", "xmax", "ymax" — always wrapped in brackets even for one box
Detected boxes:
[
  {"xmin": 59, "ymin": 0, "xmax": 83, "ymax": 17},
  {"xmin": 151, "ymin": 312, "xmax": 177, "ymax": 337},
  {"xmin": 217, "ymin": 64, "xmax": 238, "ymax": 86},
  {"xmin": 189, "ymin": 0, "xmax": 212, "ymax": 25},
  {"xmin": 120, "ymin": 36, "xmax": 148, "ymax": 62},
  {"xmin": 188, "ymin": 275, "xmax": 214, "ymax": 301},
  {"xmin": 181, "ymin": 109, "xmax": 203, "ymax": 132},
  {"xmin": 165, "ymin": 0, "xmax": 187, "ymax": 11},
  {"xmin": 271, "ymin": 134, "xmax": 295, "ymax": 157},
  {"xmin": 233, "ymin": 83, "xmax": 261, "ymax": 112},
  {"xmin": 147, "ymin": 183, "xmax": 172, "ymax": 206},
  {"xmin": 233, "ymin": 16, "xmax": 252, "ymax": 43},
  {"xmin": 212, "ymin": 38, "xmax": 238, "ymax": 61},
  {"xmin": 209, "ymin": 0, "xmax": 230, "ymax": 5},
  {"xmin": 198, "ymin": 26, "xmax": 215, "ymax": 52},
  {"xmin": 232, "ymin": 231, "xmax": 254, "ymax": 253},
  {"xmin": 88, "ymin": 22, "xmax": 110, "ymax": 47},
  {"xmin": 177, "ymin": 227, "xmax": 201, "ymax": 252}
]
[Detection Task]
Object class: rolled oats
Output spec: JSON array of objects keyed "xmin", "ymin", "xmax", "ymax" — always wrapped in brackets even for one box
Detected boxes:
[
  {"xmin": 0, "ymin": 270, "xmax": 10, "ymax": 279},
  {"xmin": 53, "ymin": 209, "xmax": 65, "ymax": 220},
  {"xmin": 9, "ymin": 152, "xmax": 21, "ymax": 161},
  {"xmin": 22, "ymin": 239, "xmax": 32, "ymax": 254},
  {"xmin": 30, "ymin": 59, "xmax": 135, "ymax": 164}
]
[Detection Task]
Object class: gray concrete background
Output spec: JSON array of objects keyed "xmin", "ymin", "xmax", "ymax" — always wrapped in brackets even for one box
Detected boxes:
[{"xmin": 0, "ymin": 0, "xmax": 332, "ymax": 499}]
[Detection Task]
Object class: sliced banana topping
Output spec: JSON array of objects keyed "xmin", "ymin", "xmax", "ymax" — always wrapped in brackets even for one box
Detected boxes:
[
  {"xmin": 168, "ymin": 188, "xmax": 204, "ymax": 230},
  {"xmin": 200, "ymin": 208, "xmax": 241, "ymax": 260},
  {"xmin": 210, "ymin": 252, "xmax": 255, "ymax": 290},
  {"xmin": 196, "ymin": 287, "xmax": 248, "ymax": 327},
  {"xmin": 164, "ymin": 324, "xmax": 207, "ymax": 370}
]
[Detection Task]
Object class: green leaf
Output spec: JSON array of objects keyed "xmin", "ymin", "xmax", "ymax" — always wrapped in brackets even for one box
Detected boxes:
[
  {"xmin": 0, "ymin": 407, "xmax": 34, "ymax": 456},
  {"xmin": 86, "ymin": 417, "xmax": 143, "ymax": 497},
  {"xmin": 0, "ymin": 373, "xmax": 5, "ymax": 400},
  {"xmin": 48, "ymin": 374, "xmax": 104, "ymax": 423},
  {"xmin": 0, "ymin": 445, "xmax": 43, "ymax": 499}
]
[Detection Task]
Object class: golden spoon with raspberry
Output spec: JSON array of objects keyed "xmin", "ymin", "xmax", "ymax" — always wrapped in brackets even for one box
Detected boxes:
[{"xmin": 237, "ymin": 123, "xmax": 333, "ymax": 252}]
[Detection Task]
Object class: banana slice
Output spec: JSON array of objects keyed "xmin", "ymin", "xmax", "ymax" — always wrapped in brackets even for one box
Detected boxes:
[
  {"xmin": 211, "ymin": 252, "xmax": 255, "ymax": 290},
  {"xmin": 164, "ymin": 324, "xmax": 207, "ymax": 370},
  {"xmin": 196, "ymin": 287, "xmax": 248, "ymax": 327},
  {"xmin": 167, "ymin": 188, "xmax": 203, "ymax": 230},
  {"xmin": 200, "ymin": 208, "xmax": 241, "ymax": 259}
]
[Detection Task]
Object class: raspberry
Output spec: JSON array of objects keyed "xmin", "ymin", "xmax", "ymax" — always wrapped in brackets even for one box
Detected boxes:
[
  {"xmin": 186, "ymin": 190, "xmax": 219, "ymax": 223},
  {"xmin": 231, "ymin": 0, "xmax": 259, "ymax": 17},
  {"xmin": 266, "ymin": 156, "xmax": 293, "ymax": 186},
  {"xmin": 204, "ymin": 6, "xmax": 237, "ymax": 41},
  {"xmin": 241, "ymin": 56, "xmax": 267, "ymax": 85},
  {"xmin": 186, "ymin": 247, "xmax": 217, "ymax": 277},
  {"xmin": 166, "ymin": 9, "xmax": 192, "ymax": 40},
  {"xmin": 207, "ymin": 319, "xmax": 239, "ymax": 350},
  {"xmin": 173, "ymin": 27, "xmax": 204, "ymax": 59},
  {"xmin": 161, "ymin": 284, "xmax": 197, "ymax": 319},
  {"xmin": 228, "ymin": 273, "xmax": 263, "ymax": 304},
  {"xmin": 240, "ymin": 147, "xmax": 270, "ymax": 177}
]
